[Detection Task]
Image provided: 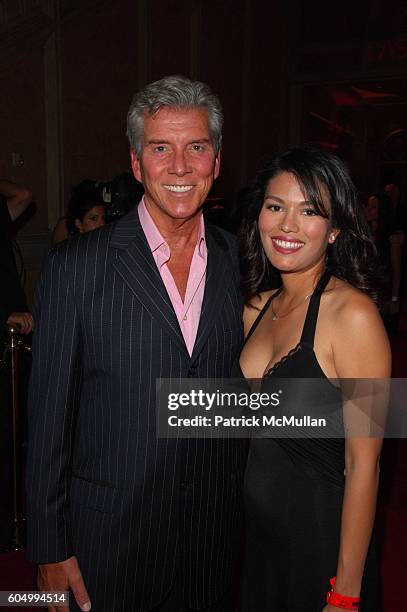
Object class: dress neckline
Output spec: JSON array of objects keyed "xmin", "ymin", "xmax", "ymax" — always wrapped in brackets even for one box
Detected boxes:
[{"xmin": 239, "ymin": 270, "xmax": 332, "ymax": 378}]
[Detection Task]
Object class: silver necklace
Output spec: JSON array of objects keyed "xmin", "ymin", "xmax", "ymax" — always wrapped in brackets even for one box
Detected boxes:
[{"xmin": 271, "ymin": 292, "xmax": 312, "ymax": 321}]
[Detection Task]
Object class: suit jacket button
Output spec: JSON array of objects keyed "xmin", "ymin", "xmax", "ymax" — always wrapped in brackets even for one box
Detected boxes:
[{"xmin": 180, "ymin": 481, "xmax": 192, "ymax": 491}]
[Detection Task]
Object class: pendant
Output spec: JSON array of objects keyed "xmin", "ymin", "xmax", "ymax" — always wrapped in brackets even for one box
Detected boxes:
[{"xmin": 272, "ymin": 315, "xmax": 279, "ymax": 321}]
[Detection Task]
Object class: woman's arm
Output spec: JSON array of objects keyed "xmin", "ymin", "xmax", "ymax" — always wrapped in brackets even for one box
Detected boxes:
[{"xmin": 325, "ymin": 294, "xmax": 391, "ymax": 608}]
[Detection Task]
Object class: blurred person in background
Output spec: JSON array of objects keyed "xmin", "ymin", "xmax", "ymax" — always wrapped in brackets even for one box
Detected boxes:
[
  {"xmin": 52, "ymin": 173, "xmax": 143, "ymax": 244},
  {"xmin": 384, "ymin": 182, "xmax": 407, "ymax": 236},
  {"xmin": 0, "ymin": 178, "xmax": 33, "ymax": 550},
  {"xmin": 384, "ymin": 182, "xmax": 406, "ymax": 311},
  {"xmin": 0, "ymin": 179, "xmax": 33, "ymax": 335},
  {"xmin": 52, "ymin": 180, "xmax": 106, "ymax": 244},
  {"xmin": 365, "ymin": 193, "xmax": 403, "ymax": 331}
]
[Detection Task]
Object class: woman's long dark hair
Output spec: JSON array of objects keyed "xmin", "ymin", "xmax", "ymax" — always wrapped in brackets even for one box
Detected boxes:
[{"xmin": 239, "ymin": 146, "xmax": 381, "ymax": 304}]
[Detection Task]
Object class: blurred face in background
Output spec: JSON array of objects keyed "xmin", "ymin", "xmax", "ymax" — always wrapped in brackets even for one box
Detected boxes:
[
  {"xmin": 384, "ymin": 183, "xmax": 400, "ymax": 208},
  {"xmin": 75, "ymin": 204, "xmax": 106, "ymax": 233},
  {"xmin": 364, "ymin": 196, "xmax": 379, "ymax": 223}
]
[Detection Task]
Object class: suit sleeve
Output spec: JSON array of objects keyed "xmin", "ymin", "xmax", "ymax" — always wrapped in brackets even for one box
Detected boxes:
[{"xmin": 26, "ymin": 246, "xmax": 82, "ymax": 563}]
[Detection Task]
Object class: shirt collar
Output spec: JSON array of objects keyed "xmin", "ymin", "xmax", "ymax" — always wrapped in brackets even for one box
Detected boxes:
[
  {"xmin": 138, "ymin": 197, "xmax": 206, "ymax": 257},
  {"xmin": 138, "ymin": 197, "xmax": 166, "ymax": 253}
]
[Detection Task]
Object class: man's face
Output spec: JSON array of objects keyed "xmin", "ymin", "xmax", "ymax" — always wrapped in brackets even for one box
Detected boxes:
[{"xmin": 130, "ymin": 106, "xmax": 220, "ymax": 225}]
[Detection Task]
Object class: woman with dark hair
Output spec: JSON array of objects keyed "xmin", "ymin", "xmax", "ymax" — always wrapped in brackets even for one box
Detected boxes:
[
  {"xmin": 52, "ymin": 180, "xmax": 106, "ymax": 243},
  {"xmin": 237, "ymin": 146, "xmax": 390, "ymax": 611},
  {"xmin": 66, "ymin": 180, "xmax": 106, "ymax": 235},
  {"xmin": 66, "ymin": 198, "xmax": 106, "ymax": 235}
]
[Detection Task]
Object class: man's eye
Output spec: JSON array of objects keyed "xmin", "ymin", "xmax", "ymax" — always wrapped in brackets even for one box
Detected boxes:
[
  {"xmin": 191, "ymin": 144, "xmax": 205, "ymax": 152},
  {"xmin": 153, "ymin": 145, "xmax": 167, "ymax": 153}
]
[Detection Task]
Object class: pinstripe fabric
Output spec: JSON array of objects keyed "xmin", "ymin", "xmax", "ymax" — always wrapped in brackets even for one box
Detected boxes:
[{"xmin": 26, "ymin": 208, "xmax": 246, "ymax": 611}]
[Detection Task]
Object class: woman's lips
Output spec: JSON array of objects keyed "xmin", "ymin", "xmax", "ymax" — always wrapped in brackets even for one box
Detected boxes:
[{"xmin": 271, "ymin": 237, "xmax": 305, "ymax": 254}]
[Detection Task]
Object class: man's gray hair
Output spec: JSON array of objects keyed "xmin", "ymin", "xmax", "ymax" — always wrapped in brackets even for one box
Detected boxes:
[{"xmin": 126, "ymin": 75, "xmax": 223, "ymax": 156}]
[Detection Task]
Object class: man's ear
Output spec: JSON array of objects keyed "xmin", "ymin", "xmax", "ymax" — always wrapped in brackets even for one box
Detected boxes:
[
  {"xmin": 214, "ymin": 149, "xmax": 221, "ymax": 180},
  {"xmin": 130, "ymin": 150, "xmax": 142, "ymax": 182}
]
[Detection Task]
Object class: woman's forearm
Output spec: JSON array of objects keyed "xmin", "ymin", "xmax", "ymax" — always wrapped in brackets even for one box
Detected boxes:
[{"xmin": 333, "ymin": 461, "xmax": 380, "ymax": 597}]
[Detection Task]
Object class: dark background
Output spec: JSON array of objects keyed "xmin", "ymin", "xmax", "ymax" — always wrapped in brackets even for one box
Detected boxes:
[
  {"xmin": 0, "ymin": 3, "xmax": 406, "ymax": 609},
  {"xmin": 0, "ymin": 0, "xmax": 406, "ymax": 296}
]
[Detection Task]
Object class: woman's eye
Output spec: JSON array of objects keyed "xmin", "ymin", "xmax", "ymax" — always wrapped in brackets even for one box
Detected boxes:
[
  {"xmin": 302, "ymin": 208, "xmax": 318, "ymax": 216},
  {"xmin": 265, "ymin": 203, "xmax": 282, "ymax": 212}
]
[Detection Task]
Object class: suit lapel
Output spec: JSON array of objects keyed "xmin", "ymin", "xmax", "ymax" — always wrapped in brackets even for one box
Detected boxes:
[
  {"xmin": 191, "ymin": 223, "xmax": 232, "ymax": 361},
  {"xmin": 111, "ymin": 209, "xmax": 188, "ymax": 356}
]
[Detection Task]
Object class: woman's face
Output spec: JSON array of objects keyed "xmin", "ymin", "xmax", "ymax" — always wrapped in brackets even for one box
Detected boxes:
[
  {"xmin": 258, "ymin": 172, "xmax": 338, "ymax": 274},
  {"xmin": 364, "ymin": 196, "xmax": 379, "ymax": 223},
  {"xmin": 75, "ymin": 205, "xmax": 106, "ymax": 233}
]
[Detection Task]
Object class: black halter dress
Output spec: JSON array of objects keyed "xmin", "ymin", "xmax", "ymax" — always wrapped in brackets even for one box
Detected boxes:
[{"xmin": 234, "ymin": 271, "xmax": 379, "ymax": 611}]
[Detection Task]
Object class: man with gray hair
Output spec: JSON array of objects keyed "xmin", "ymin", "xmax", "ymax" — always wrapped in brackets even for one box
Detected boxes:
[{"xmin": 27, "ymin": 75, "xmax": 245, "ymax": 611}]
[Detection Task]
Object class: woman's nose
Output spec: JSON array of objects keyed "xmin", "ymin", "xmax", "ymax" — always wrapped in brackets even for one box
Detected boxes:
[{"xmin": 280, "ymin": 210, "xmax": 299, "ymax": 233}]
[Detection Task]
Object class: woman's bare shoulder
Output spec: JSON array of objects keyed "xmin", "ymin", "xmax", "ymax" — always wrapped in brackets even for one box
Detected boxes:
[
  {"xmin": 325, "ymin": 278, "xmax": 380, "ymax": 324},
  {"xmin": 323, "ymin": 277, "xmax": 390, "ymax": 377}
]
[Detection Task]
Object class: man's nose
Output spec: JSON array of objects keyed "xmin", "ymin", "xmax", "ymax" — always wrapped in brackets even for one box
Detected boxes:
[{"xmin": 169, "ymin": 150, "xmax": 191, "ymax": 175}]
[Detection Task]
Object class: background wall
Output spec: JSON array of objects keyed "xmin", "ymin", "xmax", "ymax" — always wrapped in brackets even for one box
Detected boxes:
[
  {"xmin": 61, "ymin": 1, "xmax": 139, "ymax": 202},
  {"xmin": 0, "ymin": 0, "xmax": 406, "ymax": 300}
]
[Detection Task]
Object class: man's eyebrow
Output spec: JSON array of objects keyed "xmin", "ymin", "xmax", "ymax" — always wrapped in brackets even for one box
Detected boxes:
[
  {"xmin": 146, "ymin": 138, "xmax": 212, "ymax": 145},
  {"xmin": 264, "ymin": 193, "xmax": 311, "ymax": 205},
  {"xmin": 146, "ymin": 139, "xmax": 170, "ymax": 145}
]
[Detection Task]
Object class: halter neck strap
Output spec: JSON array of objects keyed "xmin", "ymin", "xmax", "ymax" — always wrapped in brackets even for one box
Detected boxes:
[{"xmin": 300, "ymin": 269, "xmax": 332, "ymax": 348}]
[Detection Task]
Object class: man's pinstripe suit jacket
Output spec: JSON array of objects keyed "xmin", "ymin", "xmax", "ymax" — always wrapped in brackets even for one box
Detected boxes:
[{"xmin": 26, "ymin": 208, "xmax": 246, "ymax": 611}]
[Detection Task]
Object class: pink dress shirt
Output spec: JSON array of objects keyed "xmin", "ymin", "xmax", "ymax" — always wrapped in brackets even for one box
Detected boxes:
[{"xmin": 138, "ymin": 198, "xmax": 207, "ymax": 356}]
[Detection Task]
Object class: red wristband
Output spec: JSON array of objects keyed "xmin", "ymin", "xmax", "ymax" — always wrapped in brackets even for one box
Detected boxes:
[{"xmin": 326, "ymin": 577, "xmax": 360, "ymax": 610}]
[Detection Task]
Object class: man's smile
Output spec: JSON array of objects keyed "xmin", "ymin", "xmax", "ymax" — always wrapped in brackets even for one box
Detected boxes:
[{"xmin": 162, "ymin": 184, "xmax": 194, "ymax": 193}]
